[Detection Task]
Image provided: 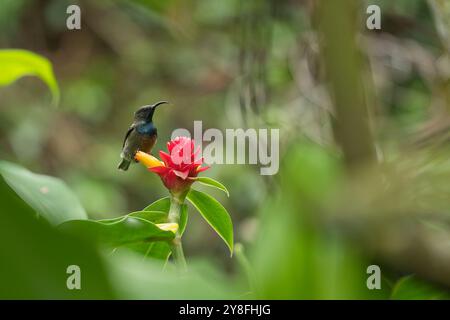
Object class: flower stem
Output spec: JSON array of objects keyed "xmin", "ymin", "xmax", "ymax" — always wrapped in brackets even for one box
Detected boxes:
[{"xmin": 168, "ymin": 194, "xmax": 187, "ymax": 272}]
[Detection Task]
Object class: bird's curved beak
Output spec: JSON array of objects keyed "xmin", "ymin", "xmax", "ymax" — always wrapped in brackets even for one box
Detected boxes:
[{"xmin": 152, "ymin": 101, "xmax": 169, "ymax": 109}]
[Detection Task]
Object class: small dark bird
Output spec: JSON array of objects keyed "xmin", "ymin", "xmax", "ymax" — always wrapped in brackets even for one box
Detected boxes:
[{"xmin": 118, "ymin": 101, "xmax": 168, "ymax": 171}]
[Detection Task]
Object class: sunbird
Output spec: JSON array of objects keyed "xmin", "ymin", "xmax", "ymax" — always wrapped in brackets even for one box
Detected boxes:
[{"xmin": 118, "ymin": 101, "xmax": 168, "ymax": 171}]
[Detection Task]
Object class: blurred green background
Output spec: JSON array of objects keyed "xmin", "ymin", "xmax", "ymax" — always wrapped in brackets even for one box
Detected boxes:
[{"xmin": 1, "ymin": 0, "xmax": 450, "ymax": 299}]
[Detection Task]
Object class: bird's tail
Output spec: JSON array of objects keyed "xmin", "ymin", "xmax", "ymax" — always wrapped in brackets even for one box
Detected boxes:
[{"xmin": 118, "ymin": 158, "xmax": 131, "ymax": 171}]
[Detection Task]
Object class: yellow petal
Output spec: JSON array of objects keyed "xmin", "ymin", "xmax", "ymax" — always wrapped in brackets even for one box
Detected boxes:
[
  {"xmin": 156, "ymin": 222, "xmax": 179, "ymax": 234},
  {"xmin": 135, "ymin": 151, "xmax": 165, "ymax": 168}
]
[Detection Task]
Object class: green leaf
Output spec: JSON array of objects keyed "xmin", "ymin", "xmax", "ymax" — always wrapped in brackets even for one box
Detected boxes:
[
  {"xmin": 107, "ymin": 250, "xmax": 237, "ymax": 299},
  {"xmin": 0, "ymin": 176, "xmax": 114, "ymax": 299},
  {"xmin": 143, "ymin": 242, "xmax": 172, "ymax": 260},
  {"xmin": 129, "ymin": 210, "xmax": 168, "ymax": 223},
  {"xmin": 187, "ymin": 189, "xmax": 233, "ymax": 254},
  {"xmin": 59, "ymin": 216, "xmax": 175, "ymax": 248},
  {"xmin": 102, "ymin": 212, "xmax": 172, "ymax": 261},
  {"xmin": 179, "ymin": 204, "xmax": 188, "ymax": 235},
  {"xmin": 143, "ymin": 197, "xmax": 171, "ymax": 212},
  {"xmin": 193, "ymin": 176, "xmax": 229, "ymax": 196},
  {"xmin": 100, "ymin": 208, "xmax": 184, "ymax": 261},
  {"xmin": 110, "ymin": 197, "xmax": 190, "ymax": 261},
  {"xmin": 142, "ymin": 198, "xmax": 189, "ymax": 235},
  {"xmin": 0, "ymin": 49, "xmax": 59, "ymax": 105},
  {"xmin": 114, "ymin": 241, "xmax": 172, "ymax": 261},
  {"xmin": 98, "ymin": 210, "xmax": 168, "ymax": 225},
  {"xmin": 391, "ymin": 275, "xmax": 450, "ymax": 300},
  {"xmin": 0, "ymin": 161, "xmax": 87, "ymax": 225}
]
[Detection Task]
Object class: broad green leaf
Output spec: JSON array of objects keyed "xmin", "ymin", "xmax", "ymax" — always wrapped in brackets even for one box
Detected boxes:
[
  {"xmin": 143, "ymin": 196, "xmax": 171, "ymax": 212},
  {"xmin": 115, "ymin": 241, "xmax": 171, "ymax": 261},
  {"xmin": 143, "ymin": 242, "xmax": 172, "ymax": 260},
  {"xmin": 134, "ymin": 205, "xmax": 188, "ymax": 261},
  {"xmin": 0, "ymin": 49, "xmax": 59, "ymax": 104},
  {"xmin": 0, "ymin": 176, "xmax": 114, "ymax": 299},
  {"xmin": 100, "ymin": 210, "xmax": 172, "ymax": 261},
  {"xmin": 178, "ymin": 204, "xmax": 188, "ymax": 236},
  {"xmin": 187, "ymin": 189, "xmax": 233, "ymax": 254},
  {"xmin": 80, "ymin": 214, "xmax": 175, "ymax": 261},
  {"xmin": 102, "ymin": 197, "xmax": 189, "ymax": 261},
  {"xmin": 193, "ymin": 176, "xmax": 229, "ymax": 196},
  {"xmin": 107, "ymin": 251, "xmax": 238, "ymax": 299},
  {"xmin": 130, "ymin": 210, "xmax": 167, "ymax": 223},
  {"xmin": 59, "ymin": 216, "xmax": 175, "ymax": 248},
  {"xmin": 143, "ymin": 197, "xmax": 189, "ymax": 235},
  {"xmin": 98, "ymin": 210, "xmax": 167, "ymax": 224},
  {"xmin": 391, "ymin": 275, "xmax": 450, "ymax": 300},
  {"xmin": 0, "ymin": 161, "xmax": 87, "ymax": 225}
]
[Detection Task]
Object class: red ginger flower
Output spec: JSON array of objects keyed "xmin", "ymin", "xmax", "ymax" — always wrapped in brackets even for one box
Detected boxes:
[{"xmin": 135, "ymin": 137, "xmax": 209, "ymax": 195}]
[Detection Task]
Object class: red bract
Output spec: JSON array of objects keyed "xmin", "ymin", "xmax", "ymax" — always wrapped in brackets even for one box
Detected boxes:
[{"xmin": 148, "ymin": 137, "xmax": 209, "ymax": 194}]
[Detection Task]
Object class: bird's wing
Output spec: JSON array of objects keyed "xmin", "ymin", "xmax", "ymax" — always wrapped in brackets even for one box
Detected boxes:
[
  {"xmin": 122, "ymin": 123, "xmax": 137, "ymax": 148},
  {"xmin": 122, "ymin": 119, "xmax": 147, "ymax": 147}
]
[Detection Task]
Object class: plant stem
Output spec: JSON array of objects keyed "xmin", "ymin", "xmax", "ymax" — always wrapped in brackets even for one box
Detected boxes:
[{"xmin": 168, "ymin": 193, "xmax": 187, "ymax": 272}]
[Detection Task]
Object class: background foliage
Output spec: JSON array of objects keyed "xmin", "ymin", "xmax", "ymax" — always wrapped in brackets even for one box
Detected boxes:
[{"xmin": 1, "ymin": 0, "xmax": 450, "ymax": 299}]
